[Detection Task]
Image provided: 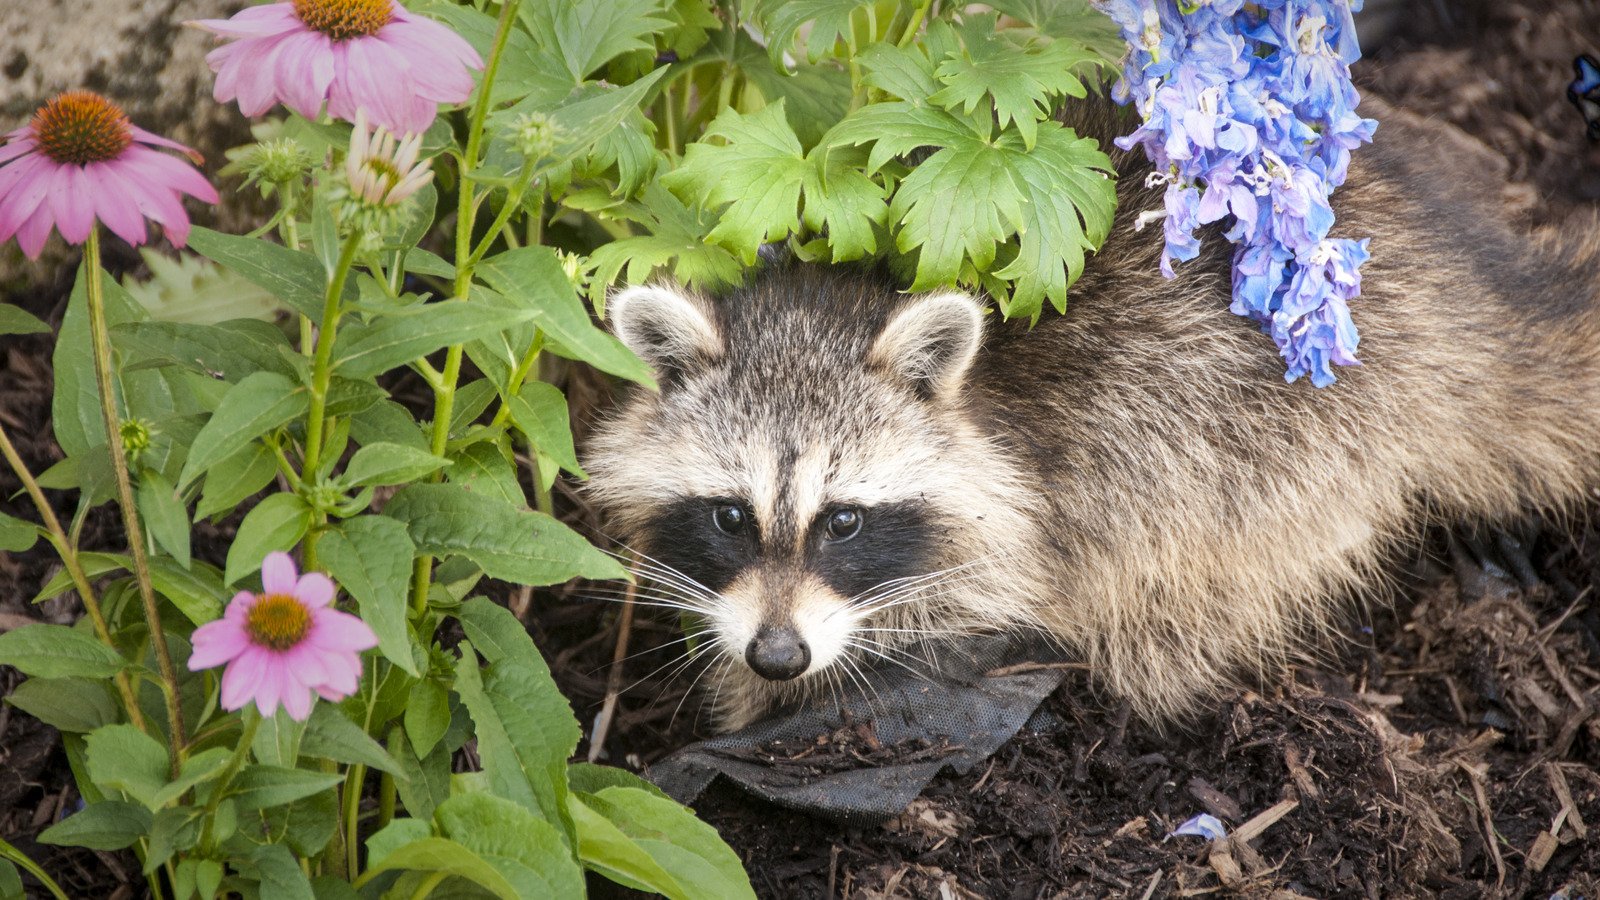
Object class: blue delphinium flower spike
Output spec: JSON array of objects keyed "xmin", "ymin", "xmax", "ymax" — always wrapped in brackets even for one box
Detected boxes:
[{"xmin": 1098, "ymin": 0, "xmax": 1377, "ymax": 387}]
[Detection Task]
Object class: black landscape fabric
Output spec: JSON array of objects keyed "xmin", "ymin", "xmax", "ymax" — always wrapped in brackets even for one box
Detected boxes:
[{"xmin": 646, "ymin": 634, "xmax": 1073, "ymax": 825}]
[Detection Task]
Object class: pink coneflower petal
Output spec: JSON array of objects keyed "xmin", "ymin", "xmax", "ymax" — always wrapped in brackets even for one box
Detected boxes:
[
  {"xmin": 280, "ymin": 678, "xmax": 314, "ymax": 720},
  {"xmin": 0, "ymin": 154, "xmax": 51, "ymax": 240},
  {"xmin": 220, "ymin": 645, "xmax": 269, "ymax": 710},
  {"xmin": 189, "ymin": 4, "xmax": 303, "ymax": 38},
  {"xmin": 189, "ymin": 0, "xmax": 482, "ymax": 133},
  {"xmin": 296, "ymin": 571, "xmax": 336, "ymax": 609},
  {"xmin": 252, "ymin": 660, "xmax": 286, "ymax": 717},
  {"xmin": 15, "ymin": 203, "xmax": 55, "ymax": 259},
  {"xmin": 189, "ymin": 620, "xmax": 251, "ymax": 669},
  {"xmin": 76, "ymin": 164, "xmax": 147, "ymax": 246},
  {"xmin": 0, "ymin": 135, "xmax": 37, "ymax": 166},
  {"xmin": 118, "ymin": 146, "xmax": 219, "ymax": 203},
  {"xmin": 49, "ymin": 166, "xmax": 94, "ymax": 245},
  {"xmin": 380, "ymin": 20, "xmax": 477, "ymax": 100},
  {"xmin": 261, "ymin": 552, "xmax": 299, "ymax": 596},
  {"xmin": 276, "ymin": 32, "xmax": 336, "ymax": 121}
]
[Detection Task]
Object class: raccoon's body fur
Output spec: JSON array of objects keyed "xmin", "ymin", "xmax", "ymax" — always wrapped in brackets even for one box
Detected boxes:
[{"xmin": 584, "ymin": 96, "xmax": 1600, "ymax": 732}]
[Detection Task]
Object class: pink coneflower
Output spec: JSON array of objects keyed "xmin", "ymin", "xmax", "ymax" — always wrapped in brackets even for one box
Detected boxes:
[
  {"xmin": 0, "ymin": 91, "xmax": 218, "ymax": 259},
  {"xmin": 189, "ymin": 0, "xmax": 484, "ymax": 135},
  {"xmin": 188, "ymin": 551, "xmax": 378, "ymax": 721}
]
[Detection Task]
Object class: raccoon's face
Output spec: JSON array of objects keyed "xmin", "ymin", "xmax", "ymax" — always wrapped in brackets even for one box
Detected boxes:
[{"xmin": 584, "ymin": 271, "xmax": 997, "ymax": 701}]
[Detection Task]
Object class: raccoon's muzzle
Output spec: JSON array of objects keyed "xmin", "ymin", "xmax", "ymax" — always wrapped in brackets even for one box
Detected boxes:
[{"xmin": 745, "ymin": 624, "xmax": 810, "ymax": 681}]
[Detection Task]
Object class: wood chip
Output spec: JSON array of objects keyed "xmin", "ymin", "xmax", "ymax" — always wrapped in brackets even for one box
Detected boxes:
[
  {"xmin": 1540, "ymin": 644, "xmax": 1591, "ymax": 712},
  {"xmin": 1545, "ymin": 761, "xmax": 1587, "ymax": 840},
  {"xmin": 1527, "ymin": 830, "xmax": 1559, "ymax": 873},
  {"xmin": 1515, "ymin": 676, "xmax": 1566, "ymax": 721},
  {"xmin": 1187, "ymin": 777, "xmax": 1243, "ymax": 821},
  {"xmin": 1283, "ymin": 743, "xmax": 1320, "ymax": 800},
  {"xmin": 1208, "ymin": 838, "xmax": 1244, "ymax": 887},
  {"xmin": 1114, "ymin": 815, "xmax": 1148, "ymax": 838},
  {"xmin": 1232, "ymin": 799, "xmax": 1300, "ymax": 844},
  {"xmin": 1138, "ymin": 870, "xmax": 1163, "ymax": 900},
  {"xmin": 1458, "ymin": 760, "xmax": 1506, "ymax": 889}
]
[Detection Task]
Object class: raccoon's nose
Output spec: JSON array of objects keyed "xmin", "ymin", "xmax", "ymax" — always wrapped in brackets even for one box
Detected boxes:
[{"xmin": 745, "ymin": 625, "xmax": 811, "ymax": 681}]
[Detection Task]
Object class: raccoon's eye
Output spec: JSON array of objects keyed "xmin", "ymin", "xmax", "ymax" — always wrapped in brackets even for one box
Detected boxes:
[
  {"xmin": 826, "ymin": 508, "xmax": 862, "ymax": 541},
  {"xmin": 713, "ymin": 505, "xmax": 748, "ymax": 535}
]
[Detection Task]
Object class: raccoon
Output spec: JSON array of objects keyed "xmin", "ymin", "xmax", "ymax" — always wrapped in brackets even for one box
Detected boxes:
[{"xmin": 583, "ymin": 96, "xmax": 1600, "ymax": 732}]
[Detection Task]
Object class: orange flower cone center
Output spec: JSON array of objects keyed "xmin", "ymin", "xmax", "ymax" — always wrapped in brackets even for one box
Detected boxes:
[
  {"xmin": 294, "ymin": 0, "xmax": 393, "ymax": 40},
  {"xmin": 31, "ymin": 91, "xmax": 133, "ymax": 165},
  {"xmin": 247, "ymin": 593, "xmax": 312, "ymax": 651}
]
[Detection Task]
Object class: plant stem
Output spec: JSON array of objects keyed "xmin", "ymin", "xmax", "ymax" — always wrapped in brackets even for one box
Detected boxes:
[
  {"xmin": 409, "ymin": 0, "xmax": 522, "ymax": 618},
  {"xmin": 0, "ymin": 837, "xmax": 74, "ymax": 900},
  {"xmin": 465, "ymin": 166, "xmax": 537, "ymax": 270},
  {"xmin": 0, "ymin": 421, "xmax": 147, "ymax": 732},
  {"xmin": 83, "ymin": 227, "xmax": 184, "ymax": 771},
  {"xmin": 898, "ymin": 0, "xmax": 933, "ymax": 47},
  {"xmin": 343, "ymin": 762, "xmax": 367, "ymax": 876},
  {"xmin": 300, "ymin": 228, "xmax": 365, "ymax": 570},
  {"xmin": 199, "ymin": 708, "xmax": 262, "ymax": 853},
  {"xmin": 377, "ymin": 770, "xmax": 395, "ymax": 830}
]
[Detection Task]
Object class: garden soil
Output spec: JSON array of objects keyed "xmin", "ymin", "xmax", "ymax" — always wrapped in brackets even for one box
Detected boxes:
[{"xmin": 4, "ymin": 1, "xmax": 1600, "ymax": 897}]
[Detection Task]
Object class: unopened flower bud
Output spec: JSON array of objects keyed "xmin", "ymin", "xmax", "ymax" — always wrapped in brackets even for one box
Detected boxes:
[
  {"xmin": 506, "ymin": 112, "xmax": 560, "ymax": 163},
  {"xmin": 557, "ymin": 250, "xmax": 588, "ymax": 292},
  {"xmin": 120, "ymin": 419, "xmax": 151, "ymax": 456}
]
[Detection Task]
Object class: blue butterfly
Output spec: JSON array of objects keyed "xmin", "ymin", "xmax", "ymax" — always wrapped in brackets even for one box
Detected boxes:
[{"xmin": 1570, "ymin": 54, "xmax": 1600, "ymax": 142}]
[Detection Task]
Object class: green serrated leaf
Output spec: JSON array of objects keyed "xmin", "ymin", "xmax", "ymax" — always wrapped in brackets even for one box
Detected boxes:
[
  {"xmin": 0, "ymin": 625, "xmax": 127, "ymax": 679},
  {"xmin": 252, "ymin": 843, "xmax": 315, "ymax": 900},
  {"xmin": 389, "ymin": 725, "xmax": 450, "ymax": 822},
  {"xmin": 587, "ymin": 786, "xmax": 757, "ymax": 899},
  {"xmin": 0, "ymin": 303, "xmax": 49, "ymax": 335},
  {"xmin": 137, "ymin": 469, "xmax": 191, "ymax": 570},
  {"xmin": 223, "ymin": 493, "xmax": 313, "ymax": 585},
  {"xmin": 315, "ymin": 515, "xmax": 415, "ymax": 676},
  {"xmin": 150, "ymin": 747, "xmax": 232, "ymax": 809},
  {"xmin": 522, "ymin": 0, "xmax": 672, "ymax": 83},
  {"xmin": 661, "ymin": 102, "xmax": 807, "ymax": 264},
  {"xmin": 37, "ymin": 800, "xmax": 152, "ymax": 850},
  {"xmin": 113, "ymin": 320, "xmax": 297, "ymax": 384},
  {"xmin": 447, "ymin": 441, "xmax": 525, "ymax": 509},
  {"xmin": 507, "ymin": 382, "xmax": 584, "ymax": 478},
  {"xmin": 476, "ymin": 246, "xmax": 654, "ymax": 386},
  {"xmin": 227, "ymin": 766, "xmax": 345, "ymax": 811},
  {"xmin": 85, "ymin": 723, "xmax": 170, "ymax": 809},
  {"xmin": 800, "ymin": 144, "xmax": 888, "ymax": 261},
  {"xmin": 383, "ymin": 483, "xmax": 624, "ymax": 585},
  {"xmin": 5, "ymin": 677, "xmax": 120, "ymax": 733},
  {"xmin": 146, "ymin": 556, "xmax": 226, "ymax": 625},
  {"xmin": 195, "ymin": 441, "xmax": 279, "ymax": 520},
  {"xmin": 586, "ymin": 182, "xmax": 744, "ymax": 304},
  {"xmin": 929, "ymin": 15, "xmax": 1096, "ymax": 150},
  {"xmin": 436, "ymin": 791, "xmax": 584, "ymax": 897},
  {"xmin": 300, "ymin": 703, "xmax": 406, "ymax": 778},
  {"xmin": 52, "ymin": 260, "xmax": 149, "ymax": 458},
  {"xmin": 187, "ymin": 226, "xmax": 333, "ymax": 322},
  {"xmin": 761, "ymin": 0, "xmax": 871, "ymax": 65},
  {"xmin": 404, "ymin": 678, "xmax": 452, "ymax": 758},
  {"xmin": 178, "ymin": 371, "xmax": 309, "ymax": 490},
  {"xmin": 0, "ymin": 512, "xmax": 37, "ymax": 553},
  {"xmin": 333, "ymin": 303, "xmax": 537, "ymax": 380},
  {"xmin": 992, "ymin": 124, "xmax": 1117, "ymax": 318}
]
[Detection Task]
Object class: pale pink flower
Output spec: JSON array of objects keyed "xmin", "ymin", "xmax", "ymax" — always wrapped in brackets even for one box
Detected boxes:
[
  {"xmin": 0, "ymin": 91, "xmax": 218, "ymax": 259},
  {"xmin": 345, "ymin": 109, "xmax": 434, "ymax": 207},
  {"xmin": 189, "ymin": 0, "xmax": 484, "ymax": 135},
  {"xmin": 188, "ymin": 551, "xmax": 378, "ymax": 721}
]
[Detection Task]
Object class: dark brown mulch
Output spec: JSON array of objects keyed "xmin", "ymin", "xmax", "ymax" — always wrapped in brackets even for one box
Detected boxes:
[{"xmin": 5, "ymin": 0, "xmax": 1600, "ymax": 897}]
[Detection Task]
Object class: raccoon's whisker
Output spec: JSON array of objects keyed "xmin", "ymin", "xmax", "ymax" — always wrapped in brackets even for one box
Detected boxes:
[
  {"xmin": 844, "ymin": 638, "xmax": 936, "ymax": 682},
  {"xmin": 599, "ymin": 544, "xmax": 720, "ymax": 597},
  {"xmin": 581, "ymin": 589, "xmax": 714, "ymax": 616},
  {"xmin": 834, "ymin": 650, "xmax": 888, "ymax": 716}
]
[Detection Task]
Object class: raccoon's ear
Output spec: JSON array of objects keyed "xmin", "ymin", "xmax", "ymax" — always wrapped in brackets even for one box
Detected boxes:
[
  {"xmin": 608, "ymin": 284, "xmax": 722, "ymax": 377},
  {"xmin": 870, "ymin": 291, "xmax": 985, "ymax": 398}
]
